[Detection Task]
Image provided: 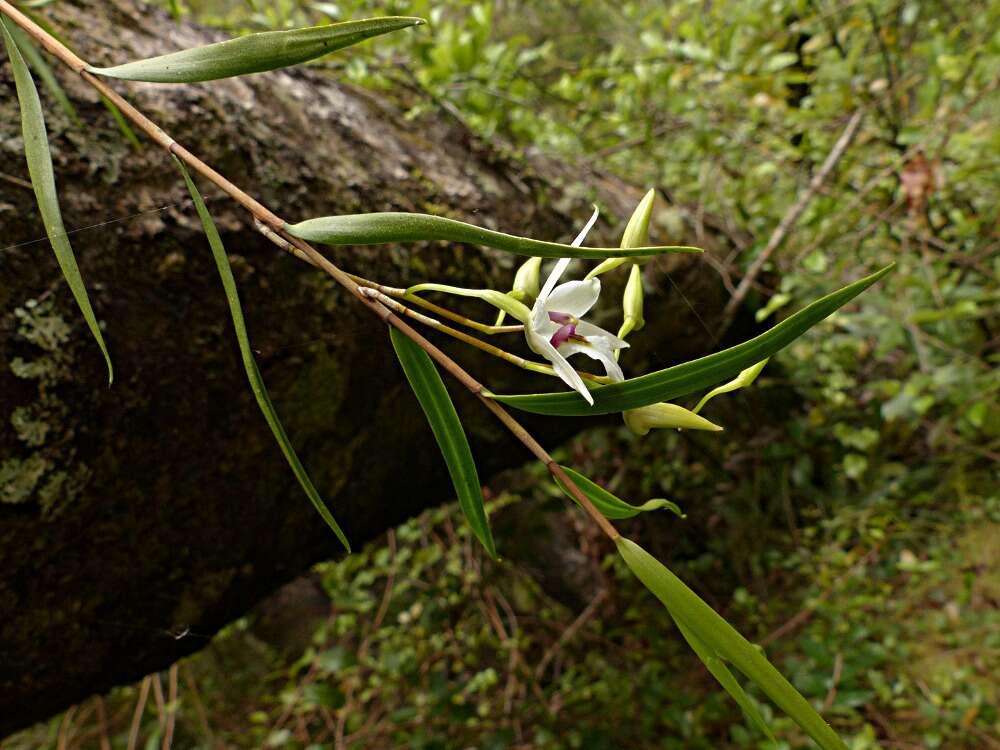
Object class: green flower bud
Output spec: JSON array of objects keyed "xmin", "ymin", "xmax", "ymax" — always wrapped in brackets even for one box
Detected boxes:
[
  {"xmin": 586, "ymin": 188, "xmax": 656, "ymax": 280},
  {"xmin": 622, "ymin": 263, "xmax": 645, "ymax": 332},
  {"xmin": 615, "ymin": 263, "xmax": 646, "ymax": 360},
  {"xmin": 621, "ymin": 188, "xmax": 656, "ymax": 250},
  {"xmin": 692, "ymin": 359, "xmax": 769, "ymax": 414},
  {"xmin": 511, "ymin": 256, "xmax": 542, "ymax": 302},
  {"xmin": 623, "ymin": 403, "xmax": 723, "ymax": 436}
]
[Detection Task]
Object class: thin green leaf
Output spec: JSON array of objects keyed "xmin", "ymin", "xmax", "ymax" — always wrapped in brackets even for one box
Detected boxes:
[
  {"xmin": 87, "ymin": 17, "xmax": 425, "ymax": 83},
  {"xmin": 285, "ymin": 213, "xmax": 703, "ymax": 260},
  {"xmin": 174, "ymin": 157, "xmax": 349, "ymax": 553},
  {"xmin": 674, "ymin": 619, "xmax": 776, "ymax": 742},
  {"xmin": 2, "ymin": 19, "xmax": 112, "ymax": 384},
  {"xmin": 99, "ymin": 94, "xmax": 142, "ymax": 149},
  {"xmin": 491, "ymin": 265, "xmax": 893, "ymax": 415},
  {"xmin": 617, "ymin": 537, "xmax": 847, "ymax": 750},
  {"xmin": 389, "ymin": 328, "xmax": 497, "ymax": 560},
  {"xmin": 6, "ymin": 24, "xmax": 80, "ymax": 126},
  {"xmin": 555, "ymin": 466, "xmax": 683, "ymax": 520}
]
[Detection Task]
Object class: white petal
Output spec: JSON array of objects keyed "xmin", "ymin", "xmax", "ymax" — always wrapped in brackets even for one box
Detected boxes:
[
  {"xmin": 571, "ymin": 206, "xmax": 600, "ymax": 247},
  {"xmin": 560, "ymin": 340, "xmax": 625, "ymax": 382},
  {"xmin": 545, "ymin": 279, "xmax": 601, "ymax": 317},
  {"xmin": 575, "ymin": 320, "xmax": 630, "ymax": 348},
  {"xmin": 538, "ymin": 257, "xmax": 571, "ymax": 302},
  {"xmin": 528, "ymin": 333, "xmax": 594, "ymax": 405},
  {"xmin": 537, "ymin": 207, "xmax": 601, "ymax": 302}
]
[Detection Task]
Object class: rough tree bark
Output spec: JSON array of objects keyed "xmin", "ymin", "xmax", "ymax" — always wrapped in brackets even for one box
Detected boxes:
[{"xmin": 0, "ymin": 0, "xmax": 755, "ymax": 734}]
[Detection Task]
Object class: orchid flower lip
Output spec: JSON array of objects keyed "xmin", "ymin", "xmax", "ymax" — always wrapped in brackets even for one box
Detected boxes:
[{"xmin": 550, "ymin": 322, "xmax": 577, "ymax": 348}]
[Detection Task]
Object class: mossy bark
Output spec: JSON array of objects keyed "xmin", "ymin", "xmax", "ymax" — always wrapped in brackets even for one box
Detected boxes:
[{"xmin": 0, "ymin": 0, "xmax": 755, "ymax": 734}]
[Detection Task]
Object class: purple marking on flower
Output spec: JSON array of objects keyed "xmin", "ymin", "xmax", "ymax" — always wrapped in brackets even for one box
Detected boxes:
[
  {"xmin": 550, "ymin": 322, "xmax": 577, "ymax": 348},
  {"xmin": 548, "ymin": 311, "xmax": 574, "ymax": 325}
]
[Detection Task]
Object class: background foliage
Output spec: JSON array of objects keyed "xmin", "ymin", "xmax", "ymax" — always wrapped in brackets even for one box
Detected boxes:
[{"xmin": 5, "ymin": 0, "xmax": 997, "ymax": 747}]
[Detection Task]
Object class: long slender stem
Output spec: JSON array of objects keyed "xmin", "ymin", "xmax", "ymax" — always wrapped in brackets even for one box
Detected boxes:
[
  {"xmin": 0, "ymin": 2, "xmax": 619, "ymax": 540},
  {"xmin": 348, "ymin": 273, "xmax": 524, "ymax": 335}
]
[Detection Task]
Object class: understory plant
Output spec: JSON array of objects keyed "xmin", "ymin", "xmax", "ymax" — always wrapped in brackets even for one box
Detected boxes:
[{"xmin": 0, "ymin": 2, "xmax": 895, "ymax": 746}]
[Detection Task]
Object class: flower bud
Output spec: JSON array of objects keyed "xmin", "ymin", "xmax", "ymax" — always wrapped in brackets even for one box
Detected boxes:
[
  {"xmin": 510, "ymin": 256, "xmax": 542, "ymax": 302},
  {"xmin": 585, "ymin": 188, "xmax": 657, "ymax": 280},
  {"xmin": 616, "ymin": 264, "xmax": 645, "ymax": 359},
  {"xmin": 622, "ymin": 263, "xmax": 645, "ymax": 332},
  {"xmin": 692, "ymin": 359, "xmax": 769, "ymax": 414},
  {"xmin": 623, "ymin": 402, "xmax": 723, "ymax": 436},
  {"xmin": 620, "ymin": 188, "xmax": 655, "ymax": 250}
]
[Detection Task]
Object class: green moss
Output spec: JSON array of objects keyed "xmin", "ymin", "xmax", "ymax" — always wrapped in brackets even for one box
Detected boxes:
[
  {"xmin": 0, "ymin": 455, "xmax": 48, "ymax": 505},
  {"xmin": 5, "ymin": 299, "xmax": 86, "ymax": 516}
]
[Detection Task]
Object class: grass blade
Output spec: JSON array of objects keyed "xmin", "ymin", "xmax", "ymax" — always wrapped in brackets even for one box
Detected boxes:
[
  {"xmin": 555, "ymin": 466, "xmax": 683, "ymax": 520},
  {"xmin": 285, "ymin": 213, "xmax": 702, "ymax": 260},
  {"xmin": 2, "ymin": 18, "xmax": 112, "ymax": 384},
  {"xmin": 174, "ymin": 157, "xmax": 349, "ymax": 553},
  {"xmin": 617, "ymin": 537, "xmax": 847, "ymax": 750},
  {"xmin": 492, "ymin": 265, "xmax": 893, "ymax": 415},
  {"xmin": 88, "ymin": 18, "xmax": 425, "ymax": 83},
  {"xmin": 389, "ymin": 328, "xmax": 497, "ymax": 559}
]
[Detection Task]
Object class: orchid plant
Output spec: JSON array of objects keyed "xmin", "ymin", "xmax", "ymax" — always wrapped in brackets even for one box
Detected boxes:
[{"xmin": 0, "ymin": 2, "xmax": 894, "ymax": 746}]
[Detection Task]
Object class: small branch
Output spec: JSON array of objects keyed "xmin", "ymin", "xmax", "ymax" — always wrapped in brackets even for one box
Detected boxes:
[
  {"xmin": 718, "ymin": 109, "xmax": 865, "ymax": 337},
  {"xmin": 534, "ymin": 588, "xmax": 608, "ymax": 678},
  {"xmin": 161, "ymin": 665, "xmax": 178, "ymax": 750},
  {"xmin": 126, "ymin": 676, "xmax": 151, "ymax": 750},
  {"xmin": 822, "ymin": 652, "xmax": 843, "ymax": 711},
  {"xmin": 0, "ymin": 170, "xmax": 33, "ymax": 190}
]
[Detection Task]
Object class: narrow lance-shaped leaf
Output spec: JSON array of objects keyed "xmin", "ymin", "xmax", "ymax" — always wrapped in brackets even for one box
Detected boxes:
[
  {"xmin": 6, "ymin": 23, "xmax": 80, "ymax": 125},
  {"xmin": 491, "ymin": 265, "xmax": 894, "ymax": 416},
  {"xmin": 2, "ymin": 19, "xmax": 113, "ymax": 384},
  {"xmin": 87, "ymin": 17, "xmax": 425, "ymax": 83},
  {"xmin": 617, "ymin": 537, "xmax": 848, "ymax": 750},
  {"xmin": 285, "ymin": 212, "xmax": 703, "ymax": 260},
  {"xmin": 674, "ymin": 618, "xmax": 776, "ymax": 742},
  {"xmin": 389, "ymin": 328, "xmax": 497, "ymax": 560},
  {"xmin": 554, "ymin": 466, "xmax": 683, "ymax": 520},
  {"xmin": 174, "ymin": 157, "xmax": 350, "ymax": 553}
]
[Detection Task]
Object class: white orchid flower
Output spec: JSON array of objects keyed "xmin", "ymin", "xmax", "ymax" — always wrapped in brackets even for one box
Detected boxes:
[{"xmin": 525, "ymin": 209, "xmax": 629, "ymax": 405}]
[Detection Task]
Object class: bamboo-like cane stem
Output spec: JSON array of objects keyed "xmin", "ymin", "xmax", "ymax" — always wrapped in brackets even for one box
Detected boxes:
[{"xmin": 0, "ymin": 1, "xmax": 619, "ymax": 541}]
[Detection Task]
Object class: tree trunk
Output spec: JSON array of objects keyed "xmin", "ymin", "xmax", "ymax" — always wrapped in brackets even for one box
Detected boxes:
[{"xmin": 0, "ymin": 0, "xmax": 751, "ymax": 734}]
